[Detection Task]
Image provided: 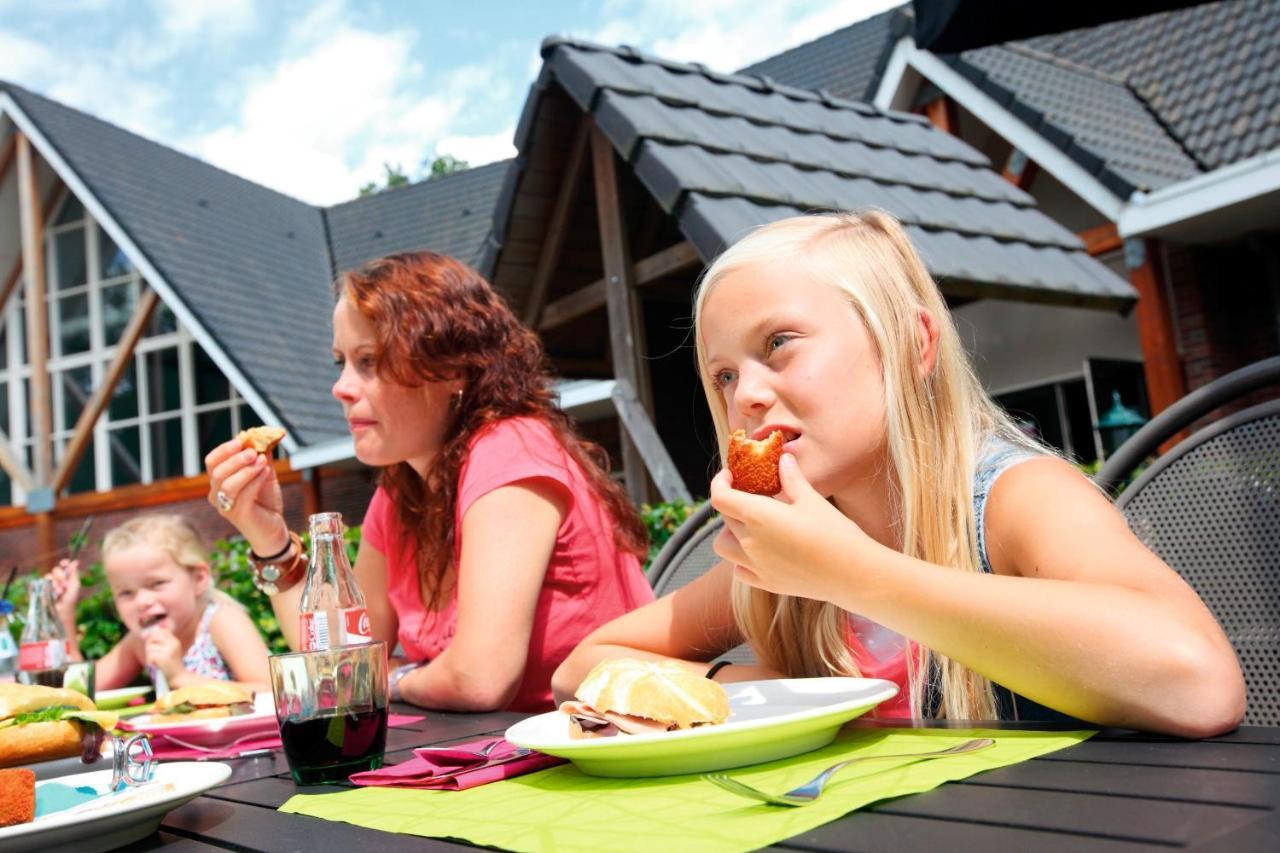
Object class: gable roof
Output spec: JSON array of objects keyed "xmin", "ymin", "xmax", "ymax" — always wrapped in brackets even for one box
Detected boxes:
[
  {"xmin": 326, "ymin": 159, "xmax": 510, "ymax": 276},
  {"xmin": 491, "ymin": 37, "xmax": 1134, "ymax": 312},
  {"xmin": 737, "ymin": 6, "xmax": 908, "ymax": 103},
  {"xmin": 0, "ymin": 81, "xmax": 512, "ymax": 448}
]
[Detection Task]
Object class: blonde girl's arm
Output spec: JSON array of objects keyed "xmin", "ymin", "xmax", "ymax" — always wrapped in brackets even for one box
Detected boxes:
[
  {"xmin": 394, "ymin": 480, "xmax": 565, "ymax": 712},
  {"xmin": 550, "ymin": 559, "xmax": 782, "ymax": 705},
  {"xmin": 824, "ymin": 457, "xmax": 1243, "ymax": 737},
  {"xmin": 90, "ymin": 634, "xmax": 145, "ymax": 691},
  {"xmin": 201, "ymin": 600, "xmax": 272, "ymax": 693}
]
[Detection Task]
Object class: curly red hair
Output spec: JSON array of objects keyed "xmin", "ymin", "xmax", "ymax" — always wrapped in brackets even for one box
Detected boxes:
[{"xmin": 339, "ymin": 251, "xmax": 647, "ymax": 607}]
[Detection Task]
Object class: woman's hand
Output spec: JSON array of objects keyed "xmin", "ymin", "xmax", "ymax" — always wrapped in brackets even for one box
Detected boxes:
[
  {"xmin": 204, "ymin": 439, "xmax": 288, "ymax": 555},
  {"xmin": 710, "ymin": 454, "xmax": 881, "ymax": 602},
  {"xmin": 48, "ymin": 558, "xmax": 81, "ymax": 635}
]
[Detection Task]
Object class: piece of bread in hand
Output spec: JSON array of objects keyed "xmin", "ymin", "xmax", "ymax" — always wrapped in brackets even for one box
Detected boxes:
[
  {"xmin": 0, "ymin": 768, "xmax": 35, "ymax": 827},
  {"xmin": 237, "ymin": 425, "xmax": 286, "ymax": 455},
  {"xmin": 727, "ymin": 429, "xmax": 783, "ymax": 495}
]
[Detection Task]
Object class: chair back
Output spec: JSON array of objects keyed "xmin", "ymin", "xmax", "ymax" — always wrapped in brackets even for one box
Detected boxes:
[
  {"xmin": 648, "ymin": 503, "xmax": 756, "ymax": 665},
  {"xmin": 1097, "ymin": 356, "xmax": 1280, "ymax": 726}
]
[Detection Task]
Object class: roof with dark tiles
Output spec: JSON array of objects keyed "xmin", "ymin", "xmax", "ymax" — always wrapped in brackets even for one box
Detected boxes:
[
  {"xmin": 742, "ymin": 0, "xmax": 1279, "ymax": 197},
  {"xmin": 491, "ymin": 37, "xmax": 1134, "ymax": 311},
  {"xmin": 1, "ymin": 80, "xmax": 515, "ymax": 447},
  {"xmin": 326, "ymin": 159, "xmax": 511, "ymax": 276},
  {"xmin": 737, "ymin": 5, "xmax": 908, "ymax": 102}
]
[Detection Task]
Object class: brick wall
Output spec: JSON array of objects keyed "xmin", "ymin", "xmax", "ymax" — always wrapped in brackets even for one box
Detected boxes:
[{"xmin": 1165, "ymin": 236, "xmax": 1280, "ymax": 414}]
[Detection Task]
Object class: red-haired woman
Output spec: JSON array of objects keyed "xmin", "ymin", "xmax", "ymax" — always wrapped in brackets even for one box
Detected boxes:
[{"xmin": 204, "ymin": 252, "xmax": 653, "ymax": 712}]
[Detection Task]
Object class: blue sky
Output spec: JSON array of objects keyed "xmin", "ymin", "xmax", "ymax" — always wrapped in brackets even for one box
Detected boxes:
[{"xmin": 0, "ymin": 0, "xmax": 897, "ymax": 205}]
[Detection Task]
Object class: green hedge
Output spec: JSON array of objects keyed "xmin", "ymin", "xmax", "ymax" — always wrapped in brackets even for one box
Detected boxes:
[{"xmin": 5, "ymin": 502, "xmax": 700, "ymax": 656}]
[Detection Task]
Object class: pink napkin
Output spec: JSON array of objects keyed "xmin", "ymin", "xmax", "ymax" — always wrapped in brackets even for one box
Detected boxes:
[
  {"xmin": 148, "ymin": 713, "xmax": 425, "ymax": 760},
  {"xmin": 349, "ymin": 736, "xmax": 564, "ymax": 791}
]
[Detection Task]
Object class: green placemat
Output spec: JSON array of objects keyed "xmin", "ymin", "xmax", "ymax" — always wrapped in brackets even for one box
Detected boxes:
[{"xmin": 281, "ymin": 727, "xmax": 1094, "ymax": 852}]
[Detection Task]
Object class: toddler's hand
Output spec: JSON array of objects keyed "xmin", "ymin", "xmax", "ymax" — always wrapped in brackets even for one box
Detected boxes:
[
  {"xmin": 48, "ymin": 559, "xmax": 81, "ymax": 628},
  {"xmin": 711, "ymin": 453, "xmax": 878, "ymax": 600},
  {"xmin": 142, "ymin": 627, "xmax": 185, "ymax": 680}
]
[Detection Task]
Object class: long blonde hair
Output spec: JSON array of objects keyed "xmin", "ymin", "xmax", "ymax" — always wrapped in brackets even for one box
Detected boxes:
[
  {"xmin": 693, "ymin": 210, "xmax": 1045, "ymax": 719},
  {"xmin": 102, "ymin": 514, "xmax": 237, "ymax": 610}
]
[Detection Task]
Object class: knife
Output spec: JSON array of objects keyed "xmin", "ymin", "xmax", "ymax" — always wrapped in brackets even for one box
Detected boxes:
[{"xmin": 430, "ymin": 748, "xmax": 534, "ymax": 781}]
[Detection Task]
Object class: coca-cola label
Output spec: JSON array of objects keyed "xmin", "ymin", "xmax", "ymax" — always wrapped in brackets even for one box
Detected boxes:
[
  {"xmin": 299, "ymin": 611, "xmax": 330, "ymax": 652},
  {"xmin": 342, "ymin": 608, "xmax": 372, "ymax": 646},
  {"xmin": 18, "ymin": 639, "xmax": 70, "ymax": 671}
]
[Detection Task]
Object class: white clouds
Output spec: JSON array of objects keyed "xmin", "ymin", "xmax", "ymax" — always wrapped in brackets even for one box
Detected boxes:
[
  {"xmin": 434, "ymin": 127, "xmax": 517, "ymax": 168},
  {"xmin": 149, "ymin": 0, "xmax": 257, "ymax": 39},
  {"xmin": 588, "ymin": 0, "xmax": 900, "ymax": 72},
  {"xmin": 184, "ymin": 26, "xmax": 499, "ymax": 205}
]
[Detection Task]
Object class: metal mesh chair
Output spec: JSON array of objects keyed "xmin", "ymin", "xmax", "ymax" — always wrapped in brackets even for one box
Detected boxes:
[
  {"xmin": 1096, "ymin": 356, "xmax": 1280, "ymax": 726},
  {"xmin": 647, "ymin": 502, "xmax": 756, "ymax": 664}
]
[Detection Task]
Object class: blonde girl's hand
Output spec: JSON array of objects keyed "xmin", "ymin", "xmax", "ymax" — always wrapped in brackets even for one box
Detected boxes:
[
  {"xmin": 142, "ymin": 626, "xmax": 185, "ymax": 681},
  {"xmin": 204, "ymin": 438, "xmax": 288, "ymax": 555},
  {"xmin": 710, "ymin": 454, "xmax": 878, "ymax": 600},
  {"xmin": 48, "ymin": 558, "xmax": 81, "ymax": 632}
]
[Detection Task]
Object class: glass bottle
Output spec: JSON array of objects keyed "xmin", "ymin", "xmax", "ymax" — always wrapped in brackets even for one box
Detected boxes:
[
  {"xmin": 298, "ymin": 512, "xmax": 372, "ymax": 651},
  {"xmin": 17, "ymin": 577, "xmax": 71, "ymax": 687},
  {"xmin": 0, "ymin": 600, "xmax": 17, "ymax": 682}
]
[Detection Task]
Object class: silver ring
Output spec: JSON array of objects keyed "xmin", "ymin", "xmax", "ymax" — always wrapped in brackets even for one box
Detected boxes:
[{"xmin": 215, "ymin": 490, "xmax": 234, "ymax": 512}]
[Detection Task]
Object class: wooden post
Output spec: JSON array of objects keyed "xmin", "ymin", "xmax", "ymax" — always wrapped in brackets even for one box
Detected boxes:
[
  {"xmin": 53, "ymin": 289, "xmax": 159, "ymax": 493},
  {"xmin": 523, "ymin": 119, "xmax": 590, "ymax": 328},
  {"xmin": 302, "ymin": 467, "xmax": 322, "ymax": 518},
  {"xmin": 611, "ymin": 380, "xmax": 691, "ymax": 503},
  {"xmin": 922, "ymin": 96, "xmax": 959, "ymax": 135},
  {"xmin": 1078, "ymin": 223, "xmax": 1122, "ymax": 256},
  {"xmin": 539, "ymin": 241, "xmax": 699, "ymax": 332},
  {"xmin": 590, "ymin": 124, "xmax": 656, "ymax": 504},
  {"xmin": 35, "ymin": 512, "xmax": 55, "ymax": 570},
  {"xmin": 0, "ymin": 184, "xmax": 66, "ymax": 318},
  {"xmin": 16, "ymin": 134, "xmax": 53, "ymax": 490},
  {"xmin": 1125, "ymin": 237, "xmax": 1186, "ymax": 416}
]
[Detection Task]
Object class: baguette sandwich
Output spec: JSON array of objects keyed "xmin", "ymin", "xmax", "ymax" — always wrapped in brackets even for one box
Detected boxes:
[
  {"xmin": 150, "ymin": 683, "xmax": 254, "ymax": 722},
  {"xmin": 559, "ymin": 658, "xmax": 731, "ymax": 738},
  {"xmin": 0, "ymin": 683, "xmax": 118, "ymax": 769}
]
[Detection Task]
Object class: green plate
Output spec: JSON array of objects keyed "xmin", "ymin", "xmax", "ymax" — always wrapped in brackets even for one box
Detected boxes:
[
  {"xmin": 505, "ymin": 677, "xmax": 898, "ymax": 778},
  {"xmin": 94, "ymin": 686, "xmax": 153, "ymax": 710}
]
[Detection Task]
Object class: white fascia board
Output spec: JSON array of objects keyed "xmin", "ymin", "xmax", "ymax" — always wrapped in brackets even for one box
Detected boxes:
[
  {"xmin": 873, "ymin": 37, "xmax": 915, "ymax": 111},
  {"xmin": 555, "ymin": 378, "xmax": 615, "ymax": 411},
  {"xmin": 0, "ymin": 94, "xmax": 296, "ymax": 454},
  {"xmin": 1118, "ymin": 147, "xmax": 1280, "ymax": 237},
  {"xmin": 875, "ymin": 45, "xmax": 1126, "ymax": 222},
  {"xmin": 289, "ymin": 435, "xmax": 354, "ymax": 470}
]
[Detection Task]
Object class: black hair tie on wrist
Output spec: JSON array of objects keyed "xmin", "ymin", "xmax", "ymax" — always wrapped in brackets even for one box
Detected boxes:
[
  {"xmin": 250, "ymin": 534, "xmax": 294, "ymax": 562},
  {"xmin": 706, "ymin": 660, "xmax": 734, "ymax": 681}
]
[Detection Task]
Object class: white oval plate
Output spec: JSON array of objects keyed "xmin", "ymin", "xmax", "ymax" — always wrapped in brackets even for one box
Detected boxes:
[
  {"xmin": 0, "ymin": 761, "xmax": 231, "ymax": 853},
  {"xmin": 506, "ymin": 677, "xmax": 897, "ymax": 777}
]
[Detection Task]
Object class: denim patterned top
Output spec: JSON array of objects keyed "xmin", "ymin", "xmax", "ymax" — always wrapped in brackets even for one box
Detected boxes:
[{"xmin": 973, "ymin": 435, "xmax": 1043, "ymax": 574}]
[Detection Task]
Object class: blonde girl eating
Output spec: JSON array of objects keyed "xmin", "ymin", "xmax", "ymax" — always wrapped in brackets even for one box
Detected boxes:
[
  {"xmin": 52, "ymin": 514, "xmax": 271, "ymax": 693},
  {"xmin": 555, "ymin": 211, "xmax": 1245, "ymax": 737}
]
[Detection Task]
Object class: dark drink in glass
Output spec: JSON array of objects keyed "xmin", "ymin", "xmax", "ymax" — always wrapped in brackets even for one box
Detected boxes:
[{"xmin": 279, "ymin": 706, "xmax": 388, "ymax": 784}]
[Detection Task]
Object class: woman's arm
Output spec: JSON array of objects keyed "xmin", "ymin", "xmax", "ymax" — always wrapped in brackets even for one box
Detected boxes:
[
  {"xmin": 395, "ymin": 479, "xmax": 566, "ymax": 712},
  {"xmin": 551, "ymin": 560, "xmax": 781, "ymax": 705},
  {"xmin": 714, "ymin": 455, "xmax": 1245, "ymax": 737},
  {"xmin": 200, "ymin": 603, "xmax": 273, "ymax": 693}
]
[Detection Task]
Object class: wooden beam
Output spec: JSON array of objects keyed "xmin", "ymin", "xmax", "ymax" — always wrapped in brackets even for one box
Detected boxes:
[
  {"xmin": 1001, "ymin": 149, "xmax": 1039, "ymax": 191},
  {"xmin": 547, "ymin": 356, "xmax": 612, "ymax": 378},
  {"xmin": 1126, "ymin": 237, "xmax": 1186, "ymax": 417},
  {"xmin": 522, "ymin": 118, "xmax": 590, "ymax": 328},
  {"xmin": 0, "ymin": 429, "xmax": 33, "ymax": 491},
  {"xmin": 922, "ymin": 96, "xmax": 959, "ymax": 135},
  {"xmin": 539, "ymin": 240, "xmax": 700, "ymax": 331},
  {"xmin": 0, "ymin": 183, "xmax": 68, "ymax": 325},
  {"xmin": 1079, "ymin": 222, "xmax": 1122, "ymax": 256},
  {"xmin": 0, "ymin": 132, "xmax": 17, "ymax": 190},
  {"xmin": 52, "ymin": 289, "xmax": 159, "ymax": 494},
  {"xmin": 16, "ymin": 133, "xmax": 53, "ymax": 489},
  {"xmin": 591, "ymin": 124, "xmax": 653, "ymax": 504},
  {"xmin": 611, "ymin": 379, "xmax": 690, "ymax": 503},
  {"xmin": 35, "ymin": 513, "xmax": 55, "ymax": 569}
]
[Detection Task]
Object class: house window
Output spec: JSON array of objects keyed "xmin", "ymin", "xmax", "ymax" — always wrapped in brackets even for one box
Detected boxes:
[{"xmin": 0, "ymin": 194, "xmax": 266, "ymax": 503}]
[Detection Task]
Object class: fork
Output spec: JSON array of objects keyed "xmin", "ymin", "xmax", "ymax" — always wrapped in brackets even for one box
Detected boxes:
[
  {"xmin": 417, "ymin": 738, "xmax": 505, "ymax": 763},
  {"xmin": 703, "ymin": 737, "xmax": 995, "ymax": 806}
]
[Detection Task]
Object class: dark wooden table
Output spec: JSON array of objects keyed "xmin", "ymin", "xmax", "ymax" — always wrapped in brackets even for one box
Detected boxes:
[{"xmin": 142, "ymin": 706, "xmax": 1279, "ymax": 852}]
